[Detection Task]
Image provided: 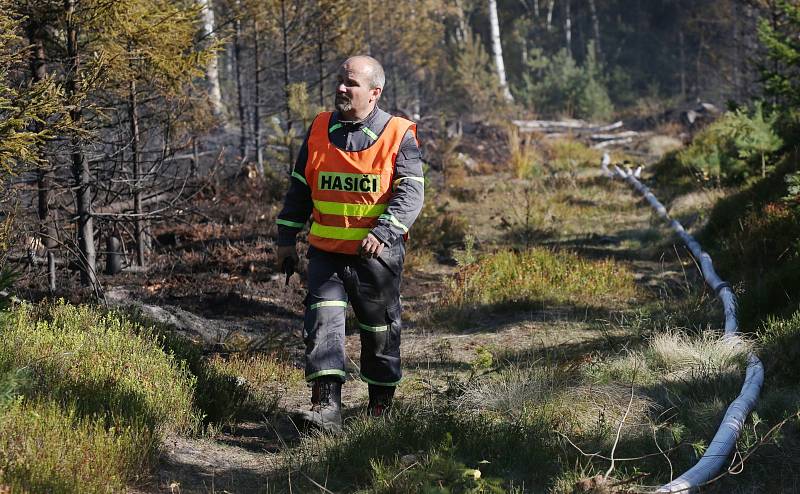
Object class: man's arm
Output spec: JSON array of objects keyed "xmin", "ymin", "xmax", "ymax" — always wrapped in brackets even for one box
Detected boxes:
[
  {"xmin": 369, "ymin": 129, "xmax": 425, "ymax": 247},
  {"xmin": 276, "ymin": 131, "xmax": 313, "ymax": 247}
]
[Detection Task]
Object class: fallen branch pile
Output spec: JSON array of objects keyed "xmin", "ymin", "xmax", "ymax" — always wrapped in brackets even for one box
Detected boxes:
[{"xmin": 512, "ymin": 118, "xmax": 648, "ymax": 148}]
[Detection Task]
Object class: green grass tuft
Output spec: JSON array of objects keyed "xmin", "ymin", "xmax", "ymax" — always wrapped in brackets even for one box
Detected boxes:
[
  {"xmin": 0, "ymin": 399, "xmax": 155, "ymax": 493},
  {"xmin": 442, "ymin": 247, "xmax": 638, "ymax": 314},
  {"xmin": 205, "ymin": 353, "xmax": 304, "ymax": 418}
]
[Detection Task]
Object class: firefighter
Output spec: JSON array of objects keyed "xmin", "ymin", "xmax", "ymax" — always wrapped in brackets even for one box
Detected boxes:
[{"xmin": 275, "ymin": 55, "xmax": 424, "ymax": 433}]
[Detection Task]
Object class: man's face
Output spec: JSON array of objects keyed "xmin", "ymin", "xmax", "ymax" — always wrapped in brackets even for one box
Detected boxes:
[{"xmin": 335, "ymin": 60, "xmax": 380, "ymax": 117}]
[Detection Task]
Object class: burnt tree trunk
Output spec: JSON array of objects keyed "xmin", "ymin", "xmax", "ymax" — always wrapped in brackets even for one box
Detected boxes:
[
  {"xmin": 679, "ymin": 28, "xmax": 686, "ymax": 99},
  {"xmin": 281, "ymin": 0, "xmax": 294, "ymax": 170},
  {"xmin": 234, "ymin": 0, "xmax": 248, "ymax": 160},
  {"xmin": 128, "ymin": 75, "xmax": 146, "ymax": 267},
  {"xmin": 65, "ymin": 0, "xmax": 98, "ymax": 289}
]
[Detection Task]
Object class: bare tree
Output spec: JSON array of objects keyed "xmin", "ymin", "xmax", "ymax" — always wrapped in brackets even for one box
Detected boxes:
[
  {"xmin": 65, "ymin": 0, "xmax": 98, "ymax": 289},
  {"xmin": 233, "ymin": 0, "xmax": 248, "ymax": 160},
  {"xmin": 588, "ymin": 0, "xmax": 601, "ymax": 59},
  {"xmin": 253, "ymin": 16, "xmax": 264, "ymax": 175},
  {"xmin": 564, "ymin": 0, "xmax": 572, "ymax": 57}
]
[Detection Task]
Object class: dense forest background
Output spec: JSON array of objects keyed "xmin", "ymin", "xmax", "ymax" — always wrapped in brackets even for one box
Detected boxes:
[{"xmin": 2, "ymin": 0, "xmax": 795, "ymax": 293}]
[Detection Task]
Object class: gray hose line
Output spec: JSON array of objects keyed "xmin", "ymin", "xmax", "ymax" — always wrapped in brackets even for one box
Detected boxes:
[{"xmin": 602, "ymin": 159, "xmax": 764, "ymax": 493}]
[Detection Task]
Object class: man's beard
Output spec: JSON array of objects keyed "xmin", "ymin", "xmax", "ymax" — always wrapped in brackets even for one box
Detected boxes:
[{"xmin": 335, "ymin": 95, "xmax": 352, "ymax": 113}]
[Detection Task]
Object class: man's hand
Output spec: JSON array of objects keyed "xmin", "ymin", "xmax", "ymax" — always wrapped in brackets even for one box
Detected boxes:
[
  {"xmin": 276, "ymin": 245, "xmax": 299, "ymax": 272},
  {"xmin": 359, "ymin": 233, "xmax": 385, "ymax": 258}
]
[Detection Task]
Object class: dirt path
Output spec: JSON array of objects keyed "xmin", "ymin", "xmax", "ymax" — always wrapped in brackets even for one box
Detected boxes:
[{"xmin": 130, "ymin": 165, "xmax": 693, "ymax": 493}]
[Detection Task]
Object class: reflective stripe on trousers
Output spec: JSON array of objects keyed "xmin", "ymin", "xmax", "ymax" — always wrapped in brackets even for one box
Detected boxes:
[{"xmin": 303, "ymin": 241, "xmax": 404, "ymax": 386}]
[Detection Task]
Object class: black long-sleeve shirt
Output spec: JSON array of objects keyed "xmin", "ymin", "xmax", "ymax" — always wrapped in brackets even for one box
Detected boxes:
[{"xmin": 276, "ymin": 106, "xmax": 424, "ymax": 248}]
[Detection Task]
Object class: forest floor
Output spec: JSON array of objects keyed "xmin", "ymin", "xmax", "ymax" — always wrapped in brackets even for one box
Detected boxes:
[{"xmin": 107, "ymin": 137, "xmax": 746, "ymax": 494}]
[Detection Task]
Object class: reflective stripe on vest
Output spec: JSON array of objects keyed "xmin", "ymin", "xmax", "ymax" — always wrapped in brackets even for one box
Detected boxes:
[{"xmin": 305, "ymin": 111, "xmax": 416, "ymax": 255}]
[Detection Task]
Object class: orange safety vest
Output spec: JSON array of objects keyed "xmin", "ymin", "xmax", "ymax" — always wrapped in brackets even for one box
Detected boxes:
[{"xmin": 305, "ymin": 111, "xmax": 416, "ymax": 255}]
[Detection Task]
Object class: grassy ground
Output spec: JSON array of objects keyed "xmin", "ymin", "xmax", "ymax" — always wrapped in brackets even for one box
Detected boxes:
[
  {"xmin": 5, "ymin": 136, "xmax": 799, "ymax": 492},
  {"xmin": 258, "ymin": 141, "xmax": 766, "ymax": 493}
]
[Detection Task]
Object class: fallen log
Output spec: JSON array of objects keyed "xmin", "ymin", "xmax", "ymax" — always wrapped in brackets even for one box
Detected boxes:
[
  {"xmin": 93, "ymin": 191, "xmax": 176, "ymax": 215},
  {"xmin": 589, "ymin": 130, "xmax": 643, "ymax": 141},
  {"xmin": 593, "ymin": 137, "xmax": 634, "ymax": 149},
  {"xmin": 512, "ymin": 119, "xmax": 624, "ymax": 134}
]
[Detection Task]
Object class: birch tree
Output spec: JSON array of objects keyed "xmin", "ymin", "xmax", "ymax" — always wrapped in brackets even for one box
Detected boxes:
[
  {"xmin": 199, "ymin": 0, "xmax": 226, "ymax": 123},
  {"xmin": 488, "ymin": 0, "xmax": 513, "ymax": 101}
]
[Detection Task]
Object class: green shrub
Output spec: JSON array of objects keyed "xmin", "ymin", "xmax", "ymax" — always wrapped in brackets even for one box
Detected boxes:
[
  {"xmin": 758, "ymin": 1, "xmax": 800, "ymax": 108},
  {"xmin": 758, "ymin": 310, "xmax": 800, "ymax": 384},
  {"xmin": 0, "ymin": 302, "xmax": 202, "ymax": 492},
  {"xmin": 678, "ymin": 104, "xmax": 782, "ymax": 185},
  {"xmin": 700, "ymin": 155, "xmax": 800, "ymax": 324},
  {"xmin": 368, "ymin": 433, "xmax": 507, "ymax": 494},
  {"xmin": 446, "ymin": 27, "xmax": 507, "ymax": 119},
  {"xmin": 205, "ymin": 353, "xmax": 303, "ymax": 418},
  {"xmin": 443, "ymin": 248, "xmax": 638, "ymax": 312},
  {"xmin": 409, "ymin": 201, "xmax": 469, "ymax": 256},
  {"xmin": 0, "ymin": 302, "xmax": 200, "ymax": 433}
]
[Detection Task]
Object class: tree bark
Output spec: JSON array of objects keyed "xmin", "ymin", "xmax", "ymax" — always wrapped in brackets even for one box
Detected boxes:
[
  {"xmin": 199, "ymin": 0, "xmax": 225, "ymax": 123},
  {"xmin": 234, "ymin": 0, "xmax": 248, "ymax": 160},
  {"xmin": 546, "ymin": 0, "xmax": 555, "ymax": 32},
  {"xmin": 679, "ymin": 28, "xmax": 686, "ymax": 99},
  {"xmin": 253, "ymin": 18, "xmax": 264, "ymax": 175},
  {"xmin": 281, "ymin": 0, "xmax": 294, "ymax": 170},
  {"xmin": 488, "ymin": 0, "xmax": 513, "ymax": 101},
  {"xmin": 65, "ymin": 0, "xmax": 98, "ymax": 290},
  {"xmin": 316, "ymin": 3, "xmax": 325, "ymax": 109}
]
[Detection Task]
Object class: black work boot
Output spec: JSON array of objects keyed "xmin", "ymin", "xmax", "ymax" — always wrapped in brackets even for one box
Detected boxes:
[
  {"xmin": 367, "ymin": 384, "xmax": 395, "ymax": 417},
  {"xmin": 297, "ymin": 377, "xmax": 342, "ymax": 434}
]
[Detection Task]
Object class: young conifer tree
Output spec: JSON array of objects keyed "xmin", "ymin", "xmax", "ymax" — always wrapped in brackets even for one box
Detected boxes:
[
  {"xmin": 758, "ymin": 1, "xmax": 800, "ymax": 107},
  {"xmin": 0, "ymin": 0, "xmax": 64, "ymax": 267}
]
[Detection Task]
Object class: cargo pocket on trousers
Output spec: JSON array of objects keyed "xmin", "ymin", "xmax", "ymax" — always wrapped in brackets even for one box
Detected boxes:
[{"xmin": 385, "ymin": 304, "xmax": 402, "ymax": 357}]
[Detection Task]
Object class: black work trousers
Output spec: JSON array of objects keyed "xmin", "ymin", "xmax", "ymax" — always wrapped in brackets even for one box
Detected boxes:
[{"xmin": 303, "ymin": 241, "xmax": 404, "ymax": 386}]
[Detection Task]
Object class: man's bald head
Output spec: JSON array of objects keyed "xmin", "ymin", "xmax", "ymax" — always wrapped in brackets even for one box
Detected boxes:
[
  {"xmin": 335, "ymin": 55, "xmax": 385, "ymax": 120},
  {"xmin": 343, "ymin": 55, "xmax": 385, "ymax": 90}
]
